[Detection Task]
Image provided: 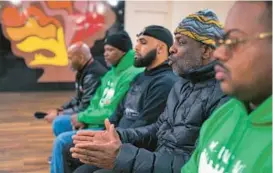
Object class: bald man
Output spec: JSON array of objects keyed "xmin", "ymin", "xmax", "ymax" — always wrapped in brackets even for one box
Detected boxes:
[{"xmin": 45, "ymin": 42, "xmax": 108, "ymax": 134}]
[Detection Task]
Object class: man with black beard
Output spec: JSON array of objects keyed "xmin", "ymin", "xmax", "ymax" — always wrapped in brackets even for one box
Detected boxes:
[
  {"xmin": 108, "ymin": 25, "xmax": 178, "ymax": 129},
  {"xmin": 62, "ymin": 25, "xmax": 178, "ymax": 173}
]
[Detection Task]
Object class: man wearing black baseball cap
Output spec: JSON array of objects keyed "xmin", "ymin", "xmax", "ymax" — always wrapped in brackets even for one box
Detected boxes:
[{"xmin": 134, "ymin": 25, "xmax": 173, "ymax": 69}]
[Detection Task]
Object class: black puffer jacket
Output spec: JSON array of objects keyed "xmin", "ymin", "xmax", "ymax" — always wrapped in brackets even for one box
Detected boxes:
[
  {"xmin": 110, "ymin": 62, "xmax": 178, "ymax": 129},
  {"xmin": 61, "ymin": 60, "xmax": 108, "ymax": 114},
  {"xmin": 114, "ymin": 61, "xmax": 229, "ymax": 173}
]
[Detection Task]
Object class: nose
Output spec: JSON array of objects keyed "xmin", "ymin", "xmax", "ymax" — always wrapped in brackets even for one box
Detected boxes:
[
  {"xmin": 134, "ymin": 43, "xmax": 140, "ymax": 52},
  {"xmin": 213, "ymin": 45, "xmax": 229, "ymax": 62},
  {"xmin": 104, "ymin": 52, "xmax": 108, "ymax": 57},
  {"xmin": 169, "ymin": 44, "xmax": 176, "ymax": 55}
]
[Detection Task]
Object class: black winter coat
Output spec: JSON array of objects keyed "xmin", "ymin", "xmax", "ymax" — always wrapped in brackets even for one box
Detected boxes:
[{"xmin": 114, "ymin": 61, "xmax": 229, "ymax": 173}]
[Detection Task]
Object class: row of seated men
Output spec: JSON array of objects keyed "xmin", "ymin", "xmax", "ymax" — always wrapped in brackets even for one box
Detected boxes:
[{"xmin": 42, "ymin": 2, "xmax": 272, "ymax": 173}]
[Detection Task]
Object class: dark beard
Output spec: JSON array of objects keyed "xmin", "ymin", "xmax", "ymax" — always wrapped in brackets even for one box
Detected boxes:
[{"xmin": 134, "ymin": 49, "xmax": 157, "ymax": 67}]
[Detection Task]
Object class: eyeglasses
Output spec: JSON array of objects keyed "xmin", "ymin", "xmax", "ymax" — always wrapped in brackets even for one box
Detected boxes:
[{"xmin": 215, "ymin": 32, "xmax": 272, "ymax": 50}]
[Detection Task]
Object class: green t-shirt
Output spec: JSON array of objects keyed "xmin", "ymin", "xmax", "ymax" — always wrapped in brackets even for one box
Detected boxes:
[{"xmin": 182, "ymin": 96, "xmax": 272, "ymax": 173}]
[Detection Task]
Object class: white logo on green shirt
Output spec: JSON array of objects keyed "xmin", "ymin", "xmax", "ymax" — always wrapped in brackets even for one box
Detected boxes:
[
  {"xmin": 199, "ymin": 141, "xmax": 246, "ymax": 173},
  {"xmin": 99, "ymin": 81, "xmax": 115, "ymax": 107}
]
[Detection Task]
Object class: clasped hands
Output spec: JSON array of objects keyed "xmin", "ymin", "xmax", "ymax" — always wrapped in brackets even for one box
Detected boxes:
[{"xmin": 70, "ymin": 119, "xmax": 122, "ymax": 169}]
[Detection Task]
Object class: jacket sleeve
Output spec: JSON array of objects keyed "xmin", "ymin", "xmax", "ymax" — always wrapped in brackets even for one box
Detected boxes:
[
  {"xmin": 180, "ymin": 144, "xmax": 200, "ymax": 173},
  {"xmin": 205, "ymin": 83, "xmax": 230, "ymax": 119},
  {"xmin": 181, "ymin": 108, "xmax": 217, "ymax": 173},
  {"xmin": 71, "ymin": 74, "xmax": 101, "ymax": 112},
  {"xmin": 128, "ymin": 79, "xmax": 173, "ymax": 128},
  {"xmin": 77, "ymin": 82, "xmax": 131, "ymax": 125},
  {"xmin": 61, "ymin": 96, "xmax": 78, "ymax": 111},
  {"xmin": 114, "ymin": 108, "xmax": 201, "ymax": 173},
  {"xmin": 113, "ymin": 143, "xmax": 190, "ymax": 173},
  {"xmin": 182, "ymin": 95, "xmax": 232, "ymax": 173},
  {"xmin": 109, "ymin": 98, "xmax": 125, "ymax": 127}
]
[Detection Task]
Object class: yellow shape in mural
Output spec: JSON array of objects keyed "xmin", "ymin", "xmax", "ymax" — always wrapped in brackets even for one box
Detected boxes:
[{"xmin": 16, "ymin": 27, "xmax": 68, "ymax": 66}]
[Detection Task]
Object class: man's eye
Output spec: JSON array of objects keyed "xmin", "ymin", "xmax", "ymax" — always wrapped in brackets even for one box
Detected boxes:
[
  {"xmin": 225, "ymin": 38, "xmax": 240, "ymax": 46},
  {"xmin": 140, "ymin": 41, "xmax": 147, "ymax": 45},
  {"xmin": 178, "ymin": 40, "xmax": 186, "ymax": 45}
]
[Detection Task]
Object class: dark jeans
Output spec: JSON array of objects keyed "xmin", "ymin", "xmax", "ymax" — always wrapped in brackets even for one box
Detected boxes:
[
  {"xmin": 62, "ymin": 143, "xmax": 84, "ymax": 173},
  {"xmin": 62, "ymin": 143, "xmax": 102, "ymax": 173},
  {"xmin": 73, "ymin": 164, "xmax": 101, "ymax": 173},
  {"xmin": 93, "ymin": 170, "xmax": 116, "ymax": 173}
]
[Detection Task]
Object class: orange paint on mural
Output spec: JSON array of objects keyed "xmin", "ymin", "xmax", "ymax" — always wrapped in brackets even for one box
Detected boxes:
[
  {"xmin": 1, "ymin": 7, "xmax": 27, "ymax": 27},
  {"xmin": 2, "ymin": 6, "xmax": 61, "ymax": 28},
  {"xmin": 6, "ymin": 18, "xmax": 57, "ymax": 41},
  {"xmin": 45, "ymin": 1, "xmax": 73, "ymax": 14}
]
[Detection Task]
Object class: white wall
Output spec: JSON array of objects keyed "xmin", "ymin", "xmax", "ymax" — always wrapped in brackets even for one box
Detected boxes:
[
  {"xmin": 124, "ymin": 1, "xmax": 235, "ymax": 46},
  {"xmin": 124, "ymin": 1, "xmax": 172, "ymax": 45}
]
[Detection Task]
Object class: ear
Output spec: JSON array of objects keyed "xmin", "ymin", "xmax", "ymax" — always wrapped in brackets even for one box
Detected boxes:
[
  {"xmin": 120, "ymin": 51, "xmax": 126, "ymax": 58},
  {"xmin": 79, "ymin": 54, "xmax": 86, "ymax": 63},
  {"xmin": 201, "ymin": 44, "xmax": 213, "ymax": 60},
  {"xmin": 78, "ymin": 54, "xmax": 84, "ymax": 60},
  {"xmin": 156, "ymin": 43, "xmax": 165, "ymax": 54}
]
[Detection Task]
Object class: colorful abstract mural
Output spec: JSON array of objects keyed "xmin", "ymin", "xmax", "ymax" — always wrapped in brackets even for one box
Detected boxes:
[{"xmin": 0, "ymin": 1, "xmax": 124, "ymax": 91}]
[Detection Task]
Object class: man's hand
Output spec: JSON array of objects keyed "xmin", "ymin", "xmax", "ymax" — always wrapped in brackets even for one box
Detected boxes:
[
  {"xmin": 44, "ymin": 109, "xmax": 58, "ymax": 123},
  {"xmin": 70, "ymin": 119, "xmax": 121, "ymax": 169},
  {"xmin": 72, "ymin": 119, "xmax": 112, "ymax": 144},
  {"xmin": 71, "ymin": 114, "xmax": 85, "ymax": 129}
]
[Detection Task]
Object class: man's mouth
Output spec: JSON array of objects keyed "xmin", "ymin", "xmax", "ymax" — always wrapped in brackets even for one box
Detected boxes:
[
  {"xmin": 214, "ymin": 64, "xmax": 228, "ymax": 81},
  {"xmin": 134, "ymin": 53, "xmax": 141, "ymax": 59},
  {"xmin": 168, "ymin": 57, "xmax": 174, "ymax": 66}
]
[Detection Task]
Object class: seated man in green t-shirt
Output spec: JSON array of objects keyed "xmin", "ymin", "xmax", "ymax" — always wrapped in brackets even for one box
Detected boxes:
[{"xmin": 182, "ymin": 1, "xmax": 272, "ymax": 173}]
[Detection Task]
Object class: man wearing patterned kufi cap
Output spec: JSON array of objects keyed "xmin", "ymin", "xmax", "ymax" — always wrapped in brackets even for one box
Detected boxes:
[
  {"xmin": 174, "ymin": 9, "xmax": 224, "ymax": 47},
  {"xmin": 169, "ymin": 9, "xmax": 224, "ymax": 77}
]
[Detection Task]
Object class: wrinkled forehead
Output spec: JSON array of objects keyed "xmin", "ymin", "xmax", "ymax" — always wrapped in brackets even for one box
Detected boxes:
[
  {"xmin": 225, "ymin": 2, "xmax": 267, "ymax": 35},
  {"xmin": 174, "ymin": 33, "xmax": 189, "ymax": 40},
  {"xmin": 174, "ymin": 33, "xmax": 198, "ymax": 45}
]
